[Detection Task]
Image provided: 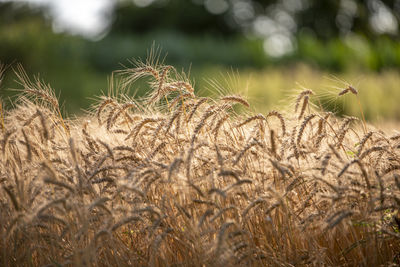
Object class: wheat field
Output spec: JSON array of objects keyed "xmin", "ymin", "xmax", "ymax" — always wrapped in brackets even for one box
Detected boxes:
[{"xmin": 0, "ymin": 59, "xmax": 400, "ymax": 267}]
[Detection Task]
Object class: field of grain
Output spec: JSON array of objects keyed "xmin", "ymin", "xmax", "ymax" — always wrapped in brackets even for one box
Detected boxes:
[{"xmin": 1, "ymin": 60, "xmax": 400, "ymax": 266}]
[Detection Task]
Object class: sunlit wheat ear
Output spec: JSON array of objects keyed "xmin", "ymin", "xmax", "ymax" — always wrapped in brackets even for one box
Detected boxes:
[
  {"xmin": 97, "ymin": 139, "xmax": 114, "ymax": 161},
  {"xmin": 125, "ymin": 117, "xmax": 159, "ymax": 141},
  {"xmin": 296, "ymin": 114, "xmax": 315, "ymax": 148},
  {"xmin": 233, "ymin": 138, "xmax": 261, "ymax": 165},
  {"xmin": 332, "ymin": 77, "xmax": 367, "ymax": 133},
  {"xmin": 165, "ymin": 107, "xmax": 182, "ymax": 134},
  {"xmin": 213, "ymin": 113, "xmax": 229, "ymax": 141},
  {"xmin": 14, "ymin": 64, "xmax": 70, "ymax": 136},
  {"xmin": 314, "ymin": 133, "xmax": 326, "ymax": 149},
  {"xmin": 96, "ymin": 97, "xmax": 115, "ymax": 125},
  {"xmin": 175, "ymin": 108, "xmax": 182, "ymax": 135},
  {"xmin": 14, "ymin": 65, "xmax": 58, "ymax": 109},
  {"xmin": 118, "ymin": 46, "xmax": 164, "ymax": 87},
  {"xmin": 106, "ymin": 105, "xmax": 119, "ymax": 131},
  {"xmin": 146, "ymin": 142, "xmax": 166, "ymax": 161},
  {"xmin": 336, "ymin": 116, "xmax": 357, "ymax": 148},
  {"xmin": 110, "ymin": 102, "xmax": 137, "ymax": 126},
  {"xmin": 82, "ymin": 126, "xmax": 99, "ymax": 153},
  {"xmin": 266, "ymin": 110, "xmax": 286, "ymax": 137},
  {"xmin": 269, "ymin": 129, "xmax": 276, "ymax": 157},
  {"xmin": 358, "ymin": 146, "xmax": 386, "ymax": 161},
  {"xmin": 121, "ymin": 65, "xmax": 160, "ymax": 87},
  {"xmin": 356, "ymin": 131, "xmax": 374, "ymax": 156},
  {"xmin": 317, "ymin": 112, "xmax": 332, "ymax": 135},
  {"xmin": 338, "ymin": 85, "xmax": 358, "ymax": 96},
  {"xmin": 158, "ymin": 65, "xmax": 173, "ymax": 92},
  {"xmin": 221, "ymin": 95, "xmax": 250, "ymax": 108},
  {"xmin": 148, "ymin": 65, "xmax": 174, "ymax": 104},
  {"xmin": 167, "ymin": 81, "xmax": 194, "ymax": 95},
  {"xmin": 298, "ymin": 95, "xmax": 309, "ymax": 120},
  {"xmin": 288, "ymin": 125, "xmax": 298, "ymax": 159},
  {"xmin": 295, "ymin": 89, "xmax": 313, "ymax": 112},
  {"xmin": 187, "ymin": 97, "xmax": 208, "ymax": 122},
  {"xmin": 23, "ymin": 110, "xmax": 40, "ymax": 127},
  {"xmin": 151, "ymin": 119, "xmax": 166, "ymax": 143},
  {"xmin": 190, "ymin": 106, "xmax": 216, "ymax": 145},
  {"xmin": 235, "ymin": 114, "xmax": 266, "ymax": 128}
]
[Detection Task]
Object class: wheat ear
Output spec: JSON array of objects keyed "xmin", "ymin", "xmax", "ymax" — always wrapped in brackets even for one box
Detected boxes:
[
  {"xmin": 336, "ymin": 116, "xmax": 357, "ymax": 148},
  {"xmin": 296, "ymin": 114, "xmax": 316, "ymax": 147},
  {"xmin": 15, "ymin": 64, "xmax": 69, "ymax": 136},
  {"xmin": 221, "ymin": 95, "xmax": 250, "ymax": 108},
  {"xmin": 213, "ymin": 113, "xmax": 229, "ymax": 141},
  {"xmin": 295, "ymin": 89, "xmax": 313, "ymax": 113},
  {"xmin": 298, "ymin": 95, "xmax": 309, "ymax": 120},
  {"xmin": 187, "ymin": 97, "xmax": 207, "ymax": 122},
  {"xmin": 125, "ymin": 118, "xmax": 159, "ymax": 141},
  {"xmin": 266, "ymin": 110, "xmax": 286, "ymax": 136},
  {"xmin": 235, "ymin": 114, "xmax": 266, "ymax": 128},
  {"xmin": 97, "ymin": 98, "xmax": 116, "ymax": 125}
]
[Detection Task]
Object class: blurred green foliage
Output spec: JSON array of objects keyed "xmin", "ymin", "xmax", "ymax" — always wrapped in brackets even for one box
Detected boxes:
[
  {"xmin": 112, "ymin": 0, "xmax": 236, "ymax": 36},
  {"xmin": 296, "ymin": 32, "xmax": 400, "ymax": 71}
]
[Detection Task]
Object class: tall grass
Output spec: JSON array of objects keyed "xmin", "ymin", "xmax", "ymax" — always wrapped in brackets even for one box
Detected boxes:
[{"xmin": 0, "ymin": 59, "xmax": 399, "ymax": 266}]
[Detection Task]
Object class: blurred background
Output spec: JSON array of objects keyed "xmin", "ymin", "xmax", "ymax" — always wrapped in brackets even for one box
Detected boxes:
[{"xmin": 0, "ymin": 0, "xmax": 399, "ymax": 122}]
